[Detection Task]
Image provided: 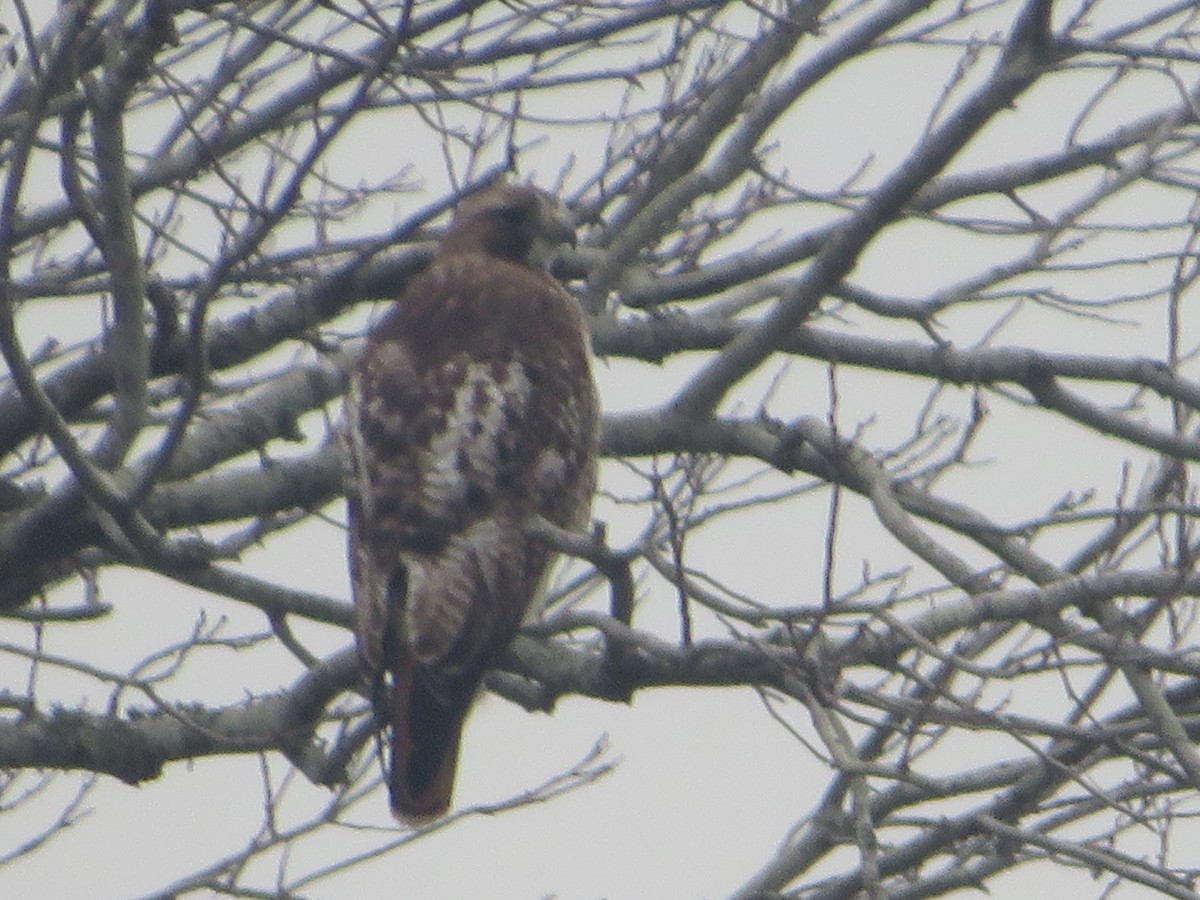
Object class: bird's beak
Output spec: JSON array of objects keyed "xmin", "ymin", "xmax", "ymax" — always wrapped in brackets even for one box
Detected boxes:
[
  {"xmin": 528, "ymin": 198, "xmax": 576, "ymax": 272},
  {"xmin": 546, "ymin": 199, "xmax": 577, "ymax": 250}
]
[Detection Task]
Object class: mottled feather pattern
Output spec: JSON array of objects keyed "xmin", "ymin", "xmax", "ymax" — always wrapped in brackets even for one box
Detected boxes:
[{"xmin": 341, "ymin": 183, "xmax": 598, "ymax": 819}]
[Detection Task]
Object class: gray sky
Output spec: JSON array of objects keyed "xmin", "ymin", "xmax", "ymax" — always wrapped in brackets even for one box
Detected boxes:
[{"xmin": 3, "ymin": 2, "xmax": 1200, "ymax": 898}]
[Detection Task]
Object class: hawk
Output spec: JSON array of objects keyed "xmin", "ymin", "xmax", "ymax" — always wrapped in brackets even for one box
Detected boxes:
[{"xmin": 341, "ymin": 182, "xmax": 599, "ymax": 820}]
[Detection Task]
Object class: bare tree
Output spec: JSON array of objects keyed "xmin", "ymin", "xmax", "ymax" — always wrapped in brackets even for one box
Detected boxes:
[{"xmin": 4, "ymin": 1, "xmax": 1200, "ymax": 897}]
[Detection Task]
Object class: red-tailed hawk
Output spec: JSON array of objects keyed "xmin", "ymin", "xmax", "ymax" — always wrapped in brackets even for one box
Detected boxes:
[{"xmin": 341, "ymin": 183, "xmax": 599, "ymax": 820}]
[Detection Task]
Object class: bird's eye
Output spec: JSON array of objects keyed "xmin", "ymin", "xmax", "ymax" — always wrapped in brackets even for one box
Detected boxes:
[{"xmin": 493, "ymin": 205, "xmax": 527, "ymax": 225}]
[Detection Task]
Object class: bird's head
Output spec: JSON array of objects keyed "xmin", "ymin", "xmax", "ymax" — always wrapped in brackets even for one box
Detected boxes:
[{"xmin": 438, "ymin": 181, "xmax": 576, "ymax": 270}]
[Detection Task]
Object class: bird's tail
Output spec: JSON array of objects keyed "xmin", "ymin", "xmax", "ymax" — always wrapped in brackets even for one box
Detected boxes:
[{"xmin": 388, "ymin": 656, "xmax": 466, "ymax": 821}]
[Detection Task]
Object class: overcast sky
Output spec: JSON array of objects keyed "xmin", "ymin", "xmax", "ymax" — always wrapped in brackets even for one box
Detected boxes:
[{"xmin": 3, "ymin": 2, "xmax": 1199, "ymax": 898}]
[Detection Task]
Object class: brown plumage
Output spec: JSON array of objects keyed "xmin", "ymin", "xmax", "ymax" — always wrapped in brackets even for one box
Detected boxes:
[{"xmin": 341, "ymin": 182, "xmax": 598, "ymax": 820}]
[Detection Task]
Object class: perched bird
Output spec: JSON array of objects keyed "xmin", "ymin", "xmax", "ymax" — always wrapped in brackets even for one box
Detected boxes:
[{"xmin": 341, "ymin": 182, "xmax": 599, "ymax": 820}]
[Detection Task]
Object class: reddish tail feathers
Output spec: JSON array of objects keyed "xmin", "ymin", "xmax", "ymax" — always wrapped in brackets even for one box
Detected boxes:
[{"xmin": 387, "ymin": 656, "xmax": 467, "ymax": 821}]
